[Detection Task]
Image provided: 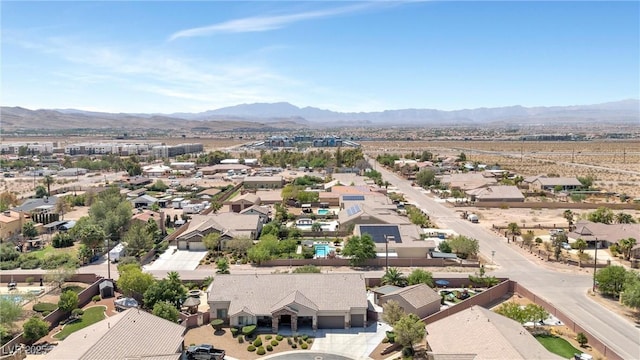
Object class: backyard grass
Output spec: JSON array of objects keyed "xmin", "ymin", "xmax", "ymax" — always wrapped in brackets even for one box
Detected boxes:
[
  {"xmin": 29, "ymin": 244, "xmax": 79, "ymax": 259},
  {"xmin": 53, "ymin": 306, "xmax": 106, "ymax": 340},
  {"xmin": 535, "ymin": 334, "xmax": 582, "ymax": 358}
]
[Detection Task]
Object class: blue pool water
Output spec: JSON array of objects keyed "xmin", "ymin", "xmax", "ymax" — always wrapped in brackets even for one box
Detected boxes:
[
  {"xmin": 314, "ymin": 244, "xmax": 335, "ymax": 258},
  {"xmin": 317, "ymin": 209, "xmax": 330, "ymax": 215},
  {"xmin": 0, "ymin": 294, "xmax": 25, "ymax": 303}
]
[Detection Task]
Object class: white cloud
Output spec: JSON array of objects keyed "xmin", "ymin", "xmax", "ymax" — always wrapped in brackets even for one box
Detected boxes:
[{"xmin": 168, "ymin": 3, "xmax": 374, "ymax": 41}]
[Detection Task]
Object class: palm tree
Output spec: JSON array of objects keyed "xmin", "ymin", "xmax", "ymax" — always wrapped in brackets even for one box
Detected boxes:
[
  {"xmin": 311, "ymin": 222, "xmax": 322, "ymax": 232},
  {"xmin": 381, "ymin": 267, "xmax": 408, "ymax": 287},
  {"xmin": 563, "ymin": 210, "xmax": 574, "ymax": 230},
  {"xmin": 42, "ymin": 175, "xmax": 54, "ymax": 196},
  {"xmin": 507, "ymin": 222, "xmax": 521, "ymax": 237},
  {"xmin": 615, "ymin": 212, "xmax": 636, "ymax": 224},
  {"xmin": 619, "ymin": 238, "xmax": 637, "ymax": 260}
]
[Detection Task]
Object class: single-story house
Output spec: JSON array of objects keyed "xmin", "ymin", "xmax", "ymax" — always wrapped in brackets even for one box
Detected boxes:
[
  {"xmin": 127, "ymin": 176, "xmax": 153, "ymax": 187},
  {"xmin": 170, "ymin": 162, "xmax": 196, "ymax": 170},
  {"xmin": 569, "ymin": 220, "xmax": 640, "ymax": 248},
  {"xmin": 57, "ymin": 167, "xmax": 88, "ymax": 177},
  {"xmin": 425, "ymin": 305, "xmax": 564, "ymax": 360},
  {"xmin": 142, "ymin": 164, "xmax": 171, "ymax": 177},
  {"xmin": 175, "ymin": 213, "xmax": 263, "ymax": 250},
  {"xmin": 0, "ymin": 210, "xmax": 25, "ymax": 240},
  {"xmin": 379, "ymin": 284, "xmax": 441, "ymax": 319},
  {"xmin": 354, "ymin": 224, "xmax": 435, "ymax": 258},
  {"xmin": 13, "ymin": 196, "xmax": 59, "ymax": 214},
  {"xmin": 524, "ymin": 175, "xmax": 582, "ymax": 192},
  {"xmin": 339, "ymin": 204, "xmax": 410, "ymax": 231},
  {"xmin": 318, "ymin": 192, "xmax": 340, "ymax": 207},
  {"xmin": 131, "ymin": 210, "xmax": 162, "ymax": 227},
  {"xmin": 438, "ymin": 172, "xmax": 498, "ymax": 191},
  {"xmin": 207, "ymin": 274, "xmax": 368, "ymax": 332},
  {"xmin": 240, "ymin": 205, "xmax": 270, "ymax": 223},
  {"xmin": 228, "ymin": 193, "xmax": 261, "ymax": 212},
  {"xmin": 466, "ymin": 185, "xmax": 525, "ymax": 202},
  {"xmin": 243, "ymin": 176, "xmax": 283, "ymax": 189},
  {"xmin": 197, "ymin": 188, "xmax": 221, "ymax": 199},
  {"xmin": 45, "ymin": 307, "xmax": 185, "ymax": 360},
  {"xmin": 200, "ymin": 164, "xmax": 251, "ymax": 175}
]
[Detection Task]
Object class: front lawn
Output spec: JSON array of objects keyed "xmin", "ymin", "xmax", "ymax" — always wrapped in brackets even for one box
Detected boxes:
[
  {"xmin": 29, "ymin": 244, "xmax": 79, "ymax": 260},
  {"xmin": 53, "ymin": 306, "xmax": 106, "ymax": 340},
  {"xmin": 535, "ymin": 334, "xmax": 582, "ymax": 358}
]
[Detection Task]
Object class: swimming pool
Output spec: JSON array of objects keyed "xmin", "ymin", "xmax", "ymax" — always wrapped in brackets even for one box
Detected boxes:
[
  {"xmin": 0, "ymin": 294, "xmax": 25, "ymax": 304},
  {"xmin": 314, "ymin": 244, "xmax": 335, "ymax": 258},
  {"xmin": 317, "ymin": 209, "xmax": 330, "ymax": 215}
]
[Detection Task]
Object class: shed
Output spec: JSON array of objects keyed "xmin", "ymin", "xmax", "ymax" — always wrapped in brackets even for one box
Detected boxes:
[{"xmin": 99, "ymin": 280, "xmax": 115, "ymax": 298}]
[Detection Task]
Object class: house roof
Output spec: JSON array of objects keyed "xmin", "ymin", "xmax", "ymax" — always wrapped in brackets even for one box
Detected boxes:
[
  {"xmin": 425, "ymin": 305, "xmax": 564, "ymax": 360},
  {"xmin": 243, "ymin": 175, "xmax": 283, "ymax": 183},
  {"xmin": 0, "ymin": 210, "xmax": 22, "ymax": 223},
  {"xmin": 535, "ymin": 177, "xmax": 582, "ymax": 187},
  {"xmin": 13, "ymin": 196, "xmax": 59, "ymax": 213},
  {"xmin": 131, "ymin": 210, "xmax": 162, "ymax": 223},
  {"xmin": 372, "ymin": 285, "xmax": 402, "ymax": 296},
  {"xmin": 355, "ymin": 224, "xmax": 425, "ymax": 249},
  {"xmin": 177, "ymin": 213, "xmax": 261, "ymax": 240},
  {"xmin": 229, "ymin": 193, "xmax": 261, "ymax": 204},
  {"xmin": 208, "ymin": 274, "xmax": 367, "ymax": 316},
  {"xmin": 197, "ymin": 188, "xmax": 221, "ymax": 197},
  {"xmin": 45, "ymin": 308, "xmax": 184, "ymax": 360},
  {"xmin": 132, "ymin": 194, "xmax": 159, "ymax": 204},
  {"xmin": 381, "ymin": 284, "xmax": 441, "ymax": 309},
  {"xmin": 438, "ymin": 173, "xmax": 497, "ymax": 191},
  {"xmin": 200, "ymin": 164, "xmax": 251, "ymax": 171},
  {"xmin": 323, "ymin": 179, "xmax": 342, "ymax": 190},
  {"xmin": 338, "ymin": 203, "xmax": 409, "ymax": 225},
  {"xmin": 466, "ymin": 186, "xmax": 524, "ymax": 201},
  {"xmin": 569, "ymin": 220, "xmax": 640, "ymax": 244},
  {"xmin": 240, "ymin": 205, "xmax": 270, "ymax": 216}
]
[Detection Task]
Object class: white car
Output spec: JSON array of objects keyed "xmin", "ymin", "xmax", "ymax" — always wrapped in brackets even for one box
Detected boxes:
[{"xmin": 562, "ymin": 243, "xmax": 572, "ymax": 250}]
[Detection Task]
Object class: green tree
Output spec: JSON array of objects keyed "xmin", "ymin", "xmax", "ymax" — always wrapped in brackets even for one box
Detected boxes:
[
  {"xmin": 216, "ymin": 258, "xmax": 230, "ymax": 274},
  {"xmin": 76, "ymin": 223, "xmax": 106, "ymax": 256},
  {"xmin": 117, "ymin": 263, "xmax": 155, "ymax": 302},
  {"xmin": 621, "ymin": 271, "xmax": 640, "ymax": 312},
  {"xmin": 415, "ymin": 169, "xmax": 436, "ymax": 188},
  {"xmin": 394, "ymin": 313, "xmax": 426, "ymax": 350},
  {"xmin": 407, "ymin": 269, "xmax": 434, "ymax": 287},
  {"xmin": 341, "ymin": 234, "xmax": 376, "ymax": 267},
  {"xmin": 35, "ymin": 185, "xmax": 48, "ymax": 198},
  {"xmin": 381, "ymin": 267, "xmax": 408, "ymax": 287},
  {"xmin": 149, "ymin": 180, "xmax": 168, "ymax": 192},
  {"xmin": 58, "ymin": 290, "xmax": 79, "ymax": 313},
  {"xmin": 292, "ymin": 265, "xmax": 321, "ymax": 273},
  {"xmin": 438, "ymin": 241, "xmax": 452, "ymax": 253},
  {"xmin": 42, "ymin": 175, "xmax": 54, "ymax": 196},
  {"xmin": 203, "ymin": 233, "xmax": 221, "ymax": 253},
  {"xmin": 495, "ymin": 302, "xmax": 527, "ymax": 323},
  {"xmin": 143, "ymin": 271, "xmax": 186, "ymax": 310},
  {"xmin": 124, "ymin": 221, "xmax": 154, "ymax": 257},
  {"xmin": 615, "ymin": 212, "xmax": 636, "ymax": 224},
  {"xmin": 576, "ymin": 332, "xmax": 588, "ymax": 347},
  {"xmin": 225, "ymin": 236, "xmax": 253, "ymax": 256},
  {"xmin": 0, "ymin": 192, "xmax": 19, "ymax": 211},
  {"xmin": 595, "ymin": 265, "xmax": 628, "ymax": 297},
  {"xmin": 507, "ymin": 222, "xmax": 521, "ymax": 236},
  {"xmin": 22, "ymin": 222, "xmax": 38, "ymax": 239},
  {"xmin": 588, "ymin": 207, "xmax": 614, "ymax": 224},
  {"xmin": 619, "ymin": 238, "xmax": 637, "ymax": 261},
  {"xmin": 448, "ymin": 235, "xmax": 479, "ymax": 259},
  {"xmin": 0, "ymin": 297, "xmax": 23, "ymax": 327},
  {"xmin": 457, "ymin": 152, "xmax": 467, "ymax": 162},
  {"xmin": 523, "ymin": 304, "xmax": 548, "ymax": 328},
  {"xmin": 574, "ymin": 238, "xmax": 587, "ymax": 254},
  {"xmin": 45, "ymin": 266, "xmax": 76, "ymax": 289},
  {"xmin": 23, "ymin": 316, "xmax": 50, "ymax": 343},
  {"xmin": 563, "ymin": 210, "xmax": 575, "ymax": 228},
  {"xmin": 382, "ymin": 300, "xmax": 405, "ymax": 326},
  {"xmin": 152, "ymin": 301, "xmax": 180, "ymax": 323}
]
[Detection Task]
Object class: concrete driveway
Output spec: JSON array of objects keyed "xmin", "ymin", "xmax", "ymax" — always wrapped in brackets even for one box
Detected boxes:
[
  {"xmin": 309, "ymin": 322, "xmax": 392, "ymax": 360},
  {"xmin": 143, "ymin": 246, "xmax": 207, "ymax": 271}
]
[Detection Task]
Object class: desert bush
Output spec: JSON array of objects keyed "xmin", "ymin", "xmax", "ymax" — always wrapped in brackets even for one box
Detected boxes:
[
  {"xmin": 246, "ymin": 345, "xmax": 255, "ymax": 352},
  {"xmin": 265, "ymin": 335, "xmax": 272, "ymax": 340},
  {"xmin": 267, "ymin": 344, "xmax": 273, "ymax": 351},
  {"xmin": 291, "ymin": 343, "xmax": 297, "ymax": 349},
  {"xmin": 271, "ymin": 339, "xmax": 278, "ymax": 346},
  {"xmin": 301, "ymin": 334, "xmax": 309, "ymax": 341},
  {"xmin": 230, "ymin": 327, "xmax": 239, "ymax": 337},
  {"xmin": 26, "ymin": 276, "xmax": 35, "ymax": 285},
  {"xmin": 253, "ymin": 337, "xmax": 262, "ymax": 347},
  {"xmin": 301, "ymin": 343, "xmax": 308, "ymax": 349},
  {"xmin": 92, "ymin": 295, "xmax": 101, "ymax": 302},
  {"xmin": 287, "ymin": 338, "xmax": 292, "ymax": 345},
  {"xmin": 238, "ymin": 336, "xmax": 244, "ymax": 344},
  {"xmin": 0, "ymin": 261, "xmax": 19, "ymax": 270},
  {"xmin": 307, "ymin": 338, "xmax": 313, "ymax": 344},
  {"xmin": 256, "ymin": 346, "xmax": 266, "ymax": 355},
  {"xmin": 71, "ymin": 308, "xmax": 84, "ymax": 317},
  {"xmin": 276, "ymin": 335, "xmax": 283, "ymax": 341},
  {"xmin": 242, "ymin": 324, "xmax": 256, "ymax": 337}
]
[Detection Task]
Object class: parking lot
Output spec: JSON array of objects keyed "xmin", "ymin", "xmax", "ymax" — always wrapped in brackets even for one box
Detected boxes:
[{"xmin": 143, "ymin": 246, "xmax": 207, "ymax": 271}]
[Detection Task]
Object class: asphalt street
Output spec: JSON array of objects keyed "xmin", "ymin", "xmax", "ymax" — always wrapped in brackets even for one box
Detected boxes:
[{"xmin": 368, "ymin": 157, "xmax": 640, "ymax": 360}]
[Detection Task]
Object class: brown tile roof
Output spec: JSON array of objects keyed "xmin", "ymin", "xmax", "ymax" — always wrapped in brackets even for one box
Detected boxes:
[
  {"xmin": 45, "ymin": 308, "xmax": 185, "ymax": 360},
  {"xmin": 381, "ymin": 284, "xmax": 440, "ymax": 309},
  {"xmin": 569, "ymin": 220, "xmax": 640, "ymax": 244},
  {"xmin": 208, "ymin": 273, "xmax": 367, "ymax": 316},
  {"xmin": 466, "ymin": 186, "xmax": 525, "ymax": 201},
  {"xmin": 177, "ymin": 213, "xmax": 261, "ymax": 240},
  {"xmin": 425, "ymin": 306, "xmax": 564, "ymax": 360}
]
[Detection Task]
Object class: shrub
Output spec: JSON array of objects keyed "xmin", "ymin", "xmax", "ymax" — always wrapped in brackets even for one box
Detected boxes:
[
  {"xmin": 33, "ymin": 302, "xmax": 57, "ymax": 313},
  {"xmin": 92, "ymin": 295, "xmax": 101, "ymax": 302},
  {"xmin": 242, "ymin": 324, "xmax": 256, "ymax": 337},
  {"xmin": 0, "ymin": 261, "xmax": 19, "ymax": 270},
  {"xmin": 246, "ymin": 345, "xmax": 255, "ymax": 352},
  {"xmin": 253, "ymin": 337, "xmax": 262, "ymax": 347},
  {"xmin": 287, "ymin": 338, "xmax": 292, "ymax": 345},
  {"xmin": 307, "ymin": 338, "xmax": 313, "ymax": 344},
  {"xmin": 256, "ymin": 346, "xmax": 266, "ymax": 355},
  {"xmin": 265, "ymin": 335, "xmax": 272, "ymax": 340},
  {"xmin": 291, "ymin": 343, "xmax": 297, "ymax": 349},
  {"xmin": 301, "ymin": 342, "xmax": 308, "ymax": 350},
  {"xmin": 238, "ymin": 336, "xmax": 244, "ymax": 344},
  {"xmin": 42, "ymin": 311, "xmax": 50, "ymax": 317},
  {"xmin": 266, "ymin": 344, "xmax": 273, "ymax": 351},
  {"xmin": 271, "ymin": 339, "xmax": 278, "ymax": 346},
  {"xmin": 230, "ymin": 327, "xmax": 239, "ymax": 337},
  {"xmin": 402, "ymin": 346, "xmax": 414, "ymax": 357},
  {"xmin": 71, "ymin": 308, "xmax": 84, "ymax": 317},
  {"xmin": 26, "ymin": 276, "xmax": 35, "ymax": 285},
  {"xmin": 301, "ymin": 334, "xmax": 309, "ymax": 341},
  {"xmin": 19, "ymin": 259, "xmax": 40, "ymax": 269},
  {"xmin": 382, "ymin": 337, "xmax": 389, "ymax": 343},
  {"xmin": 276, "ymin": 335, "xmax": 283, "ymax": 341}
]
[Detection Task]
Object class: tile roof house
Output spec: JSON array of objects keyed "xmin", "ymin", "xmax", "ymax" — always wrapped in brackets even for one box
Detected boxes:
[
  {"xmin": 239, "ymin": 205, "xmax": 270, "ymax": 223},
  {"xmin": 131, "ymin": 194, "xmax": 159, "ymax": 208},
  {"xmin": 45, "ymin": 308, "xmax": 185, "ymax": 360},
  {"xmin": 438, "ymin": 173, "xmax": 497, "ymax": 191},
  {"xmin": 207, "ymin": 273, "xmax": 368, "ymax": 332},
  {"xmin": 569, "ymin": 220, "xmax": 640, "ymax": 248},
  {"xmin": 243, "ymin": 175, "xmax": 283, "ymax": 189},
  {"xmin": 338, "ymin": 203, "xmax": 410, "ymax": 231},
  {"xmin": 425, "ymin": 305, "xmax": 564, "ymax": 360},
  {"xmin": 379, "ymin": 284, "xmax": 441, "ymax": 319},
  {"xmin": 0, "ymin": 210, "xmax": 25, "ymax": 240},
  {"xmin": 466, "ymin": 185, "xmax": 525, "ymax": 202},
  {"xmin": 524, "ymin": 175, "xmax": 582, "ymax": 191},
  {"xmin": 175, "ymin": 213, "xmax": 263, "ymax": 250},
  {"xmin": 227, "ymin": 193, "xmax": 261, "ymax": 213},
  {"xmin": 13, "ymin": 196, "xmax": 59, "ymax": 213},
  {"xmin": 354, "ymin": 224, "xmax": 435, "ymax": 258}
]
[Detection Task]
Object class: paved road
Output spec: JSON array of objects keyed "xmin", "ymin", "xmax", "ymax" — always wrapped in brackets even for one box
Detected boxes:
[{"xmin": 368, "ymin": 157, "xmax": 640, "ymax": 360}]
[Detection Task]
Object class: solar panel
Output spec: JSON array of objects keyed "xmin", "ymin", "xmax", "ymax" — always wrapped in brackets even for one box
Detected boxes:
[
  {"xmin": 346, "ymin": 204, "xmax": 362, "ymax": 217},
  {"xmin": 359, "ymin": 225, "xmax": 402, "ymax": 244},
  {"xmin": 343, "ymin": 195, "xmax": 365, "ymax": 201}
]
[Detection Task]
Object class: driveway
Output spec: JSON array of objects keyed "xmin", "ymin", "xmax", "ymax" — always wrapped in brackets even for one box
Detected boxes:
[
  {"xmin": 308, "ymin": 322, "xmax": 392, "ymax": 360},
  {"xmin": 143, "ymin": 246, "xmax": 207, "ymax": 271}
]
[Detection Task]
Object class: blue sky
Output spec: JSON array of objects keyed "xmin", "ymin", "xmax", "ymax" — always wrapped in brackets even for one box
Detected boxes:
[{"xmin": 1, "ymin": 1, "xmax": 638, "ymax": 113}]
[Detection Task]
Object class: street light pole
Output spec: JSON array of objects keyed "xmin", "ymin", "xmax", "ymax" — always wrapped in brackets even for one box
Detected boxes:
[
  {"xmin": 592, "ymin": 238, "xmax": 599, "ymax": 293},
  {"xmin": 385, "ymin": 235, "xmax": 389, "ymax": 272}
]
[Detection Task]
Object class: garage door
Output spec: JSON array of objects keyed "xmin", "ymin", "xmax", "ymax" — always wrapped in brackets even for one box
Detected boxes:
[
  {"xmin": 177, "ymin": 241, "xmax": 187, "ymax": 250},
  {"xmin": 350, "ymin": 314, "xmax": 364, "ymax": 327},
  {"xmin": 317, "ymin": 316, "xmax": 344, "ymax": 329},
  {"xmin": 188, "ymin": 241, "xmax": 206, "ymax": 251}
]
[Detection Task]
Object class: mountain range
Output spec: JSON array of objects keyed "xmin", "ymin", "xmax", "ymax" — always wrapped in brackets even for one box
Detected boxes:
[{"xmin": 1, "ymin": 99, "xmax": 638, "ymax": 132}]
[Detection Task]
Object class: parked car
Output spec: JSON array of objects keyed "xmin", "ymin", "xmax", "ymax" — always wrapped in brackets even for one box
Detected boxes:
[
  {"xmin": 562, "ymin": 242, "xmax": 572, "ymax": 250},
  {"xmin": 185, "ymin": 344, "xmax": 225, "ymax": 360}
]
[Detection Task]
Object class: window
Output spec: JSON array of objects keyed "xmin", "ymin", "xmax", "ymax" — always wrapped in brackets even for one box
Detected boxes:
[{"xmin": 216, "ymin": 309, "xmax": 227, "ymax": 319}]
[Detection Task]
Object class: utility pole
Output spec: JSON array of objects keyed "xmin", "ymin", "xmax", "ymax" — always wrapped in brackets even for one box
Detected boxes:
[
  {"xmin": 592, "ymin": 239, "xmax": 599, "ymax": 293},
  {"xmin": 106, "ymin": 234, "xmax": 111, "ymax": 280},
  {"xmin": 385, "ymin": 236, "xmax": 389, "ymax": 272}
]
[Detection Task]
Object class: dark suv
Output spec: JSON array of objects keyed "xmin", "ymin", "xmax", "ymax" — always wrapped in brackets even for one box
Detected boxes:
[{"xmin": 185, "ymin": 344, "xmax": 225, "ymax": 360}]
